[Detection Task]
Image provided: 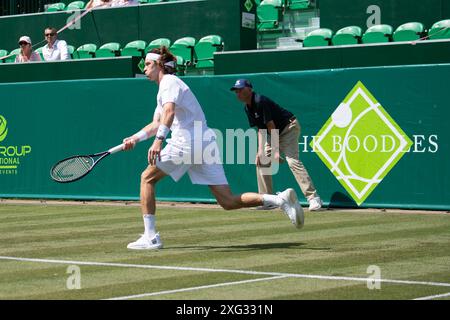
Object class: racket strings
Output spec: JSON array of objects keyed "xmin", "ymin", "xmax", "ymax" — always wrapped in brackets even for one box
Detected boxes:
[{"xmin": 51, "ymin": 156, "xmax": 94, "ymax": 182}]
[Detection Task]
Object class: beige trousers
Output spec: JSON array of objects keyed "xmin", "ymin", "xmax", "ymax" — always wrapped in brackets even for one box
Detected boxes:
[{"xmin": 257, "ymin": 120, "xmax": 318, "ymax": 200}]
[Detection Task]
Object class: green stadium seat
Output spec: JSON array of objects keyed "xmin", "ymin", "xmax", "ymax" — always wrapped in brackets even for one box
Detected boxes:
[
  {"xmin": 95, "ymin": 42, "xmax": 121, "ymax": 58},
  {"xmin": 257, "ymin": 0, "xmax": 283, "ymax": 31},
  {"xmin": 194, "ymin": 35, "xmax": 224, "ymax": 68},
  {"xmin": 0, "ymin": 49, "xmax": 8, "ymax": 63},
  {"xmin": 46, "ymin": 2, "xmax": 66, "ymax": 12},
  {"xmin": 362, "ymin": 24, "xmax": 393, "ymax": 43},
  {"xmin": 393, "ymin": 22, "xmax": 425, "ymax": 42},
  {"xmin": 145, "ymin": 38, "xmax": 171, "ymax": 54},
  {"xmin": 35, "ymin": 47, "xmax": 45, "ymax": 60},
  {"xmin": 66, "ymin": 1, "xmax": 86, "ymax": 10},
  {"xmin": 76, "ymin": 43, "xmax": 97, "ymax": 59},
  {"xmin": 303, "ymin": 28, "xmax": 333, "ymax": 47},
  {"xmin": 67, "ymin": 45, "xmax": 75, "ymax": 59},
  {"xmin": 169, "ymin": 37, "xmax": 197, "ymax": 65},
  {"xmin": 428, "ymin": 19, "xmax": 450, "ymax": 40},
  {"xmin": 175, "ymin": 55, "xmax": 186, "ymax": 76},
  {"xmin": 287, "ymin": 0, "xmax": 310, "ymax": 10},
  {"xmin": 332, "ymin": 26, "xmax": 362, "ymax": 45},
  {"xmin": 121, "ymin": 40, "xmax": 147, "ymax": 57},
  {"xmin": 262, "ymin": 0, "xmax": 283, "ymax": 7},
  {"xmin": 5, "ymin": 48, "xmax": 20, "ymax": 63}
]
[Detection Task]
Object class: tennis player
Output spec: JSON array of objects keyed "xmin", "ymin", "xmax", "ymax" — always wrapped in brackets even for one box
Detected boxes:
[{"xmin": 122, "ymin": 47, "xmax": 304, "ymax": 250}]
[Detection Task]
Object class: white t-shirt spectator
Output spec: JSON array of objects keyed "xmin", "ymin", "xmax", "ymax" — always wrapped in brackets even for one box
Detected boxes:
[
  {"xmin": 90, "ymin": 0, "xmax": 110, "ymax": 7},
  {"xmin": 42, "ymin": 39, "xmax": 71, "ymax": 61},
  {"xmin": 111, "ymin": 0, "xmax": 138, "ymax": 6}
]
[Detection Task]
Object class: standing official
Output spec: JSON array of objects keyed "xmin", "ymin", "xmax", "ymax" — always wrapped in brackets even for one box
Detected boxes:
[{"xmin": 231, "ymin": 79, "xmax": 323, "ymax": 211}]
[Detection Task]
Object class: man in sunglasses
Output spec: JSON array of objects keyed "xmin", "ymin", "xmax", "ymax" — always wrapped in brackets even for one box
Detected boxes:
[{"xmin": 42, "ymin": 27, "xmax": 71, "ymax": 61}]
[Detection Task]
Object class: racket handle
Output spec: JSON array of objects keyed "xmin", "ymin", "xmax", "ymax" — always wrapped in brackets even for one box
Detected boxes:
[{"xmin": 108, "ymin": 144, "xmax": 124, "ymax": 154}]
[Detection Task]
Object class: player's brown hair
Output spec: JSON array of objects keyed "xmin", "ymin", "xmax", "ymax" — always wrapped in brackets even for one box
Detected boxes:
[{"xmin": 151, "ymin": 46, "xmax": 177, "ymax": 75}]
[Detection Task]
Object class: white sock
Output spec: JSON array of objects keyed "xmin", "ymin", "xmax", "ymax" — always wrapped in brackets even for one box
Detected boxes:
[
  {"xmin": 262, "ymin": 194, "xmax": 282, "ymax": 207},
  {"xmin": 143, "ymin": 214, "xmax": 156, "ymax": 238}
]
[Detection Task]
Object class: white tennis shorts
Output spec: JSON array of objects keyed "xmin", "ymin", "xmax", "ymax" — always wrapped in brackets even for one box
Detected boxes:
[{"xmin": 156, "ymin": 140, "xmax": 228, "ymax": 185}]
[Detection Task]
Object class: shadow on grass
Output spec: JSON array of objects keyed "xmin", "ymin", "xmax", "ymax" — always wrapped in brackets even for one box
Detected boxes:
[{"xmin": 170, "ymin": 242, "xmax": 331, "ymax": 252}]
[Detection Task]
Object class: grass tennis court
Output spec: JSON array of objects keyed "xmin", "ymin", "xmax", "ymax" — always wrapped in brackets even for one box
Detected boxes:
[{"xmin": 0, "ymin": 201, "xmax": 449, "ymax": 300}]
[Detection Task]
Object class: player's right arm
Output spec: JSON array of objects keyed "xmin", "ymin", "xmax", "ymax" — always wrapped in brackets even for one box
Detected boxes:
[
  {"xmin": 122, "ymin": 108, "xmax": 161, "ymax": 150},
  {"xmin": 256, "ymin": 121, "xmax": 281, "ymax": 166}
]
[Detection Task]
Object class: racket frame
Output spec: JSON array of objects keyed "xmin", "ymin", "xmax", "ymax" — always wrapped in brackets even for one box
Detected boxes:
[{"xmin": 50, "ymin": 143, "xmax": 124, "ymax": 183}]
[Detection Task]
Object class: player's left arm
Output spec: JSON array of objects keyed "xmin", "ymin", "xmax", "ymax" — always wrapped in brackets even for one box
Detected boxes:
[
  {"xmin": 148, "ymin": 102, "xmax": 175, "ymax": 165},
  {"xmin": 159, "ymin": 102, "xmax": 175, "ymax": 129}
]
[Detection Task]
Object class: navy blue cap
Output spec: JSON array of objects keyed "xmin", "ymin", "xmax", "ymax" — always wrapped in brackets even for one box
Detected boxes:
[{"xmin": 230, "ymin": 79, "xmax": 253, "ymax": 91}]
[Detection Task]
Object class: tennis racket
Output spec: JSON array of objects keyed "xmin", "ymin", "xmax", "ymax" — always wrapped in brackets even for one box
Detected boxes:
[{"xmin": 50, "ymin": 144, "xmax": 124, "ymax": 183}]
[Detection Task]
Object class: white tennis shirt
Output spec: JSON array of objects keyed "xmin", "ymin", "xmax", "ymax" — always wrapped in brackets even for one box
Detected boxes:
[
  {"xmin": 155, "ymin": 74, "xmax": 208, "ymax": 145},
  {"xmin": 42, "ymin": 39, "xmax": 71, "ymax": 61}
]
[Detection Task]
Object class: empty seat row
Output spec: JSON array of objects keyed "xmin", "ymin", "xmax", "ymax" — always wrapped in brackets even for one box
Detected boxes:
[
  {"xmin": 75, "ymin": 35, "xmax": 223, "ymax": 67},
  {"xmin": 302, "ymin": 19, "xmax": 450, "ymax": 47},
  {"xmin": 47, "ymin": 1, "xmax": 85, "ymax": 11}
]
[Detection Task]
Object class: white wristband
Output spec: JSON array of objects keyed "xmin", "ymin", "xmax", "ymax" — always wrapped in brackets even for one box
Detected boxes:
[
  {"xmin": 134, "ymin": 130, "xmax": 148, "ymax": 142},
  {"xmin": 156, "ymin": 124, "xmax": 170, "ymax": 139}
]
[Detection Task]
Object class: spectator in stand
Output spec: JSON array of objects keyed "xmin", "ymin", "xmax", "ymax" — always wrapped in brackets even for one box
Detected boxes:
[
  {"xmin": 15, "ymin": 36, "xmax": 41, "ymax": 63},
  {"xmin": 85, "ymin": 0, "xmax": 112, "ymax": 9},
  {"xmin": 42, "ymin": 27, "xmax": 71, "ymax": 61},
  {"xmin": 111, "ymin": 0, "xmax": 138, "ymax": 7}
]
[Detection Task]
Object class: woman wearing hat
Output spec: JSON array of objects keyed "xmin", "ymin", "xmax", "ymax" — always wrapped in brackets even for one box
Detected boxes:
[{"xmin": 15, "ymin": 36, "xmax": 41, "ymax": 63}]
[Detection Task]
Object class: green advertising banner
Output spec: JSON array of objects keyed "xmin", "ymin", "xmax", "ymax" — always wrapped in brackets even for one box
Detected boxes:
[{"xmin": 0, "ymin": 63, "xmax": 449, "ymax": 210}]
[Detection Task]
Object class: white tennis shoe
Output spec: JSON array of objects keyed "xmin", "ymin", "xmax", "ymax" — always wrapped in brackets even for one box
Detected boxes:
[
  {"xmin": 277, "ymin": 188, "xmax": 304, "ymax": 229},
  {"xmin": 127, "ymin": 233, "xmax": 163, "ymax": 250},
  {"xmin": 308, "ymin": 197, "xmax": 323, "ymax": 211}
]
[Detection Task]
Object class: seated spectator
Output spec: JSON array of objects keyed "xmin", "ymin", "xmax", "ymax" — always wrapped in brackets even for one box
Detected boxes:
[
  {"xmin": 42, "ymin": 27, "xmax": 71, "ymax": 61},
  {"xmin": 86, "ymin": 0, "xmax": 112, "ymax": 9},
  {"xmin": 111, "ymin": 0, "xmax": 138, "ymax": 7},
  {"xmin": 15, "ymin": 36, "xmax": 41, "ymax": 63}
]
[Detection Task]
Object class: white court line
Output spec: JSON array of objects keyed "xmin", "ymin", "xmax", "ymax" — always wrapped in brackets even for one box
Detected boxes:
[
  {"xmin": 106, "ymin": 275, "xmax": 288, "ymax": 300},
  {"xmin": 413, "ymin": 292, "xmax": 450, "ymax": 300},
  {"xmin": 1, "ymin": 255, "xmax": 450, "ymax": 289}
]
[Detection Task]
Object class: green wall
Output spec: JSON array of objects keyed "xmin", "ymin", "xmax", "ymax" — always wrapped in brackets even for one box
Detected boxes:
[
  {"xmin": 320, "ymin": 0, "xmax": 449, "ymax": 32},
  {"xmin": 0, "ymin": 63, "xmax": 449, "ymax": 210},
  {"xmin": 0, "ymin": 0, "xmax": 256, "ymax": 53},
  {"xmin": 214, "ymin": 40, "xmax": 450, "ymax": 75},
  {"xmin": 0, "ymin": 57, "xmax": 141, "ymax": 83}
]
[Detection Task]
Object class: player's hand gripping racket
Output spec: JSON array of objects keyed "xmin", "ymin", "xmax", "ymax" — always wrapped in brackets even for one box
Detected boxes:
[{"xmin": 50, "ymin": 144, "xmax": 124, "ymax": 183}]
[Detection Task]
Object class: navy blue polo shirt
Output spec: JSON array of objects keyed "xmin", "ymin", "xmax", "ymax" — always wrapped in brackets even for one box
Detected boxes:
[{"xmin": 244, "ymin": 93, "xmax": 294, "ymax": 132}]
